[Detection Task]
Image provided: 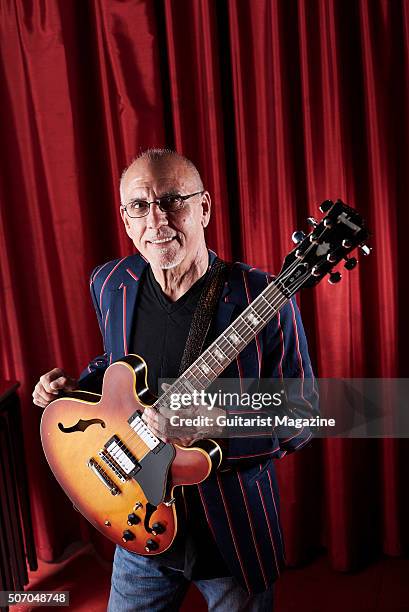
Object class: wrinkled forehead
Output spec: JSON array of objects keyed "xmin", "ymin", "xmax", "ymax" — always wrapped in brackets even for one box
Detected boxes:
[{"xmin": 121, "ymin": 160, "xmax": 199, "ymax": 201}]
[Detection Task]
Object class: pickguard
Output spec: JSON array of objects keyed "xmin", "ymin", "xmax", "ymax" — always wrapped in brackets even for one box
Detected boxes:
[{"xmin": 134, "ymin": 444, "xmax": 175, "ymax": 506}]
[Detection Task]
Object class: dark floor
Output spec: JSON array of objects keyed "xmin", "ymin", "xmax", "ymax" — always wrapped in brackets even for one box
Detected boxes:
[{"xmin": 12, "ymin": 543, "xmax": 409, "ymax": 611}]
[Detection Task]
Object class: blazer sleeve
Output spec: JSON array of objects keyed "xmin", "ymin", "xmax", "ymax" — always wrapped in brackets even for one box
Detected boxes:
[
  {"xmin": 262, "ymin": 296, "xmax": 319, "ymax": 458},
  {"xmin": 77, "ymin": 266, "xmax": 109, "ymax": 393}
]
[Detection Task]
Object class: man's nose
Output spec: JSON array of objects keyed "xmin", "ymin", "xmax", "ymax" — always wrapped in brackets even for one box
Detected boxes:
[{"xmin": 146, "ymin": 202, "xmax": 168, "ymax": 229}]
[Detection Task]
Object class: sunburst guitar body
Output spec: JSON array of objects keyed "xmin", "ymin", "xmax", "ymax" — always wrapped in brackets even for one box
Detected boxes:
[{"xmin": 40, "ymin": 355, "xmax": 222, "ymax": 555}]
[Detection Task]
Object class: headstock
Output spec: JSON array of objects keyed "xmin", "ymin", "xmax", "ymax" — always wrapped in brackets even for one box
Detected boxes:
[{"xmin": 278, "ymin": 199, "xmax": 371, "ymax": 297}]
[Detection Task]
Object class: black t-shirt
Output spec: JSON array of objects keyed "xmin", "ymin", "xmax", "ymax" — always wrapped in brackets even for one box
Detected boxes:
[{"xmin": 129, "ymin": 265, "xmax": 230, "ymax": 579}]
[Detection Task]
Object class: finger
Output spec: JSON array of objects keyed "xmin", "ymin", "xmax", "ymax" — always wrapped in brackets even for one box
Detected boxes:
[
  {"xmin": 145, "ymin": 420, "xmax": 165, "ymax": 442},
  {"xmin": 32, "ymin": 393, "xmax": 45, "ymax": 407},
  {"xmin": 174, "ymin": 437, "xmax": 196, "ymax": 447},
  {"xmin": 32, "ymin": 391, "xmax": 49, "ymax": 408},
  {"xmin": 34, "ymin": 385, "xmax": 57, "ymax": 403},
  {"xmin": 40, "ymin": 370, "xmax": 64, "ymax": 393},
  {"xmin": 141, "ymin": 408, "xmax": 154, "ymax": 425},
  {"xmin": 142, "ymin": 412, "xmax": 161, "ymax": 438},
  {"xmin": 156, "ymin": 406, "xmax": 174, "ymax": 421},
  {"xmin": 49, "ymin": 376, "xmax": 68, "ymax": 391}
]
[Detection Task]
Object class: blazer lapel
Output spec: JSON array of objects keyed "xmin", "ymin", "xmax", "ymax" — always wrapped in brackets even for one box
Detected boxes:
[
  {"xmin": 213, "ymin": 269, "xmax": 236, "ymax": 337},
  {"xmin": 107, "ymin": 255, "xmax": 148, "ymax": 359}
]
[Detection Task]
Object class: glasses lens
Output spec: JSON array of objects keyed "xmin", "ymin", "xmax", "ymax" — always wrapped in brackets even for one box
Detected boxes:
[
  {"xmin": 127, "ymin": 201, "xmax": 149, "ymax": 217},
  {"xmin": 159, "ymin": 196, "xmax": 183, "ymax": 212}
]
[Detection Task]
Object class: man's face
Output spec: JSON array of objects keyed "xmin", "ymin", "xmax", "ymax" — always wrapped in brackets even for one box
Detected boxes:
[{"xmin": 120, "ymin": 159, "xmax": 211, "ymax": 269}]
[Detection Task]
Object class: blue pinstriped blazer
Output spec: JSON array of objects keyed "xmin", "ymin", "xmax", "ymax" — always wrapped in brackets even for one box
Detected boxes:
[{"xmin": 79, "ymin": 250, "xmax": 318, "ymax": 594}]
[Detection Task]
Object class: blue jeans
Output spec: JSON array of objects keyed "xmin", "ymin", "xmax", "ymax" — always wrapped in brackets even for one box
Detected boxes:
[{"xmin": 108, "ymin": 545, "xmax": 274, "ymax": 612}]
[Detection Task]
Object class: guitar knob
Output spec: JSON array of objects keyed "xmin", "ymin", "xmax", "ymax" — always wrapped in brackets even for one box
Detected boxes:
[
  {"xmin": 122, "ymin": 530, "xmax": 135, "ymax": 543},
  {"xmin": 328, "ymin": 272, "xmax": 342, "ymax": 284},
  {"xmin": 151, "ymin": 522, "xmax": 166, "ymax": 535},
  {"xmin": 292, "ymin": 231, "xmax": 306, "ymax": 244},
  {"xmin": 319, "ymin": 200, "xmax": 333, "ymax": 212},
  {"xmin": 127, "ymin": 513, "xmax": 141, "ymax": 526},
  {"xmin": 344, "ymin": 257, "xmax": 358, "ymax": 270},
  {"xmin": 145, "ymin": 539, "xmax": 159, "ymax": 552}
]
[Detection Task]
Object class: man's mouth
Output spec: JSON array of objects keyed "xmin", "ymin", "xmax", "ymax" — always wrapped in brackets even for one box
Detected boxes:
[{"xmin": 148, "ymin": 236, "xmax": 177, "ymax": 246}]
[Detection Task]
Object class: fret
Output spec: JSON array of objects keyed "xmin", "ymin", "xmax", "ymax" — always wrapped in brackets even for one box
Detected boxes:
[
  {"xmin": 209, "ymin": 347, "xmax": 225, "ymax": 365},
  {"xmin": 182, "ymin": 378, "xmax": 195, "ymax": 393},
  {"xmin": 196, "ymin": 358, "xmax": 218, "ymax": 378},
  {"xmin": 188, "ymin": 365, "xmax": 209, "ymax": 387},
  {"xmin": 251, "ymin": 300, "xmax": 270, "ymax": 323},
  {"xmin": 172, "ymin": 379, "xmax": 188, "ymax": 398},
  {"xmin": 204, "ymin": 349, "xmax": 225, "ymax": 375},
  {"xmin": 259, "ymin": 294, "xmax": 272, "ymax": 313},
  {"xmin": 246, "ymin": 305, "xmax": 266, "ymax": 325},
  {"xmin": 221, "ymin": 334, "xmax": 239, "ymax": 356},
  {"xmin": 214, "ymin": 343, "xmax": 229, "ymax": 361},
  {"xmin": 237, "ymin": 315, "xmax": 254, "ymax": 336},
  {"xmin": 228, "ymin": 327, "xmax": 245, "ymax": 346}
]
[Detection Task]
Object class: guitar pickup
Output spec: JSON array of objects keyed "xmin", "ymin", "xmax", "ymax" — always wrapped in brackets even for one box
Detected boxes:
[
  {"xmin": 104, "ymin": 435, "xmax": 141, "ymax": 478},
  {"xmin": 128, "ymin": 411, "xmax": 162, "ymax": 451}
]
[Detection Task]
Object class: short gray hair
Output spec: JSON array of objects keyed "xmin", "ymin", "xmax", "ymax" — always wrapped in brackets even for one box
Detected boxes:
[{"xmin": 120, "ymin": 148, "xmax": 204, "ymax": 202}]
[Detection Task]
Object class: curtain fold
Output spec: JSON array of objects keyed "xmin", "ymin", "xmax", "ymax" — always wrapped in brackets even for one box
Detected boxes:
[{"xmin": 0, "ymin": 0, "xmax": 406, "ymax": 571}]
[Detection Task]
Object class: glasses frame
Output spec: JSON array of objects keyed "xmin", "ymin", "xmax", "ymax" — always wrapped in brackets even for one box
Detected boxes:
[{"xmin": 121, "ymin": 190, "xmax": 205, "ymax": 218}]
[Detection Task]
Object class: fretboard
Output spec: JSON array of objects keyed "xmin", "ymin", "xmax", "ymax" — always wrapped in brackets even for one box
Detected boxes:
[{"xmin": 154, "ymin": 277, "xmax": 290, "ymax": 410}]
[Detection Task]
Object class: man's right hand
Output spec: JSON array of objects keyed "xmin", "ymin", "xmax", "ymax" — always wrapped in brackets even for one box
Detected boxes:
[{"xmin": 32, "ymin": 368, "xmax": 78, "ymax": 408}]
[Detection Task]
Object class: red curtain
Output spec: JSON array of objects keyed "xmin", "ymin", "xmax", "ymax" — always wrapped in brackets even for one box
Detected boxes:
[{"xmin": 0, "ymin": 0, "xmax": 407, "ymax": 574}]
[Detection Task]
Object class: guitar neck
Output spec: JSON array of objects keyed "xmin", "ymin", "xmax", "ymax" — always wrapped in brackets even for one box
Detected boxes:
[{"xmin": 154, "ymin": 277, "xmax": 290, "ymax": 409}]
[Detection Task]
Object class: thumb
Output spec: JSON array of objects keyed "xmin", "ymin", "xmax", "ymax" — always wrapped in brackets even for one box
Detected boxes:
[
  {"xmin": 50, "ymin": 376, "xmax": 77, "ymax": 391},
  {"xmin": 50, "ymin": 376, "xmax": 67, "ymax": 390}
]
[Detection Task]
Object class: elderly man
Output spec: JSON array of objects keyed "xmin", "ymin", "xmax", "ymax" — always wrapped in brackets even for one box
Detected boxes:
[{"xmin": 33, "ymin": 149, "xmax": 317, "ymax": 612}]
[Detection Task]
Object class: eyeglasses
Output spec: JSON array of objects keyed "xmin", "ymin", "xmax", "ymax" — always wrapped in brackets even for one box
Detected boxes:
[{"xmin": 121, "ymin": 191, "xmax": 204, "ymax": 218}]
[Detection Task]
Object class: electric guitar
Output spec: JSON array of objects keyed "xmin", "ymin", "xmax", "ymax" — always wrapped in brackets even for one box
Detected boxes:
[{"xmin": 41, "ymin": 199, "xmax": 370, "ymax": 555}]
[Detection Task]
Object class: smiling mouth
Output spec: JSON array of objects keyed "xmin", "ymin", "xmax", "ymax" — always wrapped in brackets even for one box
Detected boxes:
[{"xmin": 148, "ymin": 237, "xmax": 176, "ymax": 245}]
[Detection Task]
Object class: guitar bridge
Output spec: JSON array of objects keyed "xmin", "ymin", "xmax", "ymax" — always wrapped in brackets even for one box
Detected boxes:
[
  {"xmin": 87, "ymin": 458, "xmax": 120, "ymax": 496},
  {"xmin": 98, "ymin": 449, "xmax": 127, "ymax": 483}
]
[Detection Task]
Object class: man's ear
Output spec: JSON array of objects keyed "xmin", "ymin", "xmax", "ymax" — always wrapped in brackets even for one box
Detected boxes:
[
  {"xmin": 120, "ymin": 207, "xmax": 133, "ymax": 238},
  {"xmin": 201, "ymin": 191, "xmax": 211, "ymax": 228}
]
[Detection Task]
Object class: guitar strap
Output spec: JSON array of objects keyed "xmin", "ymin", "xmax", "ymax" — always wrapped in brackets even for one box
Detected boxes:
[{"xmin": 177, "ymin": 257, "xmax": 232, "ymax": 376}]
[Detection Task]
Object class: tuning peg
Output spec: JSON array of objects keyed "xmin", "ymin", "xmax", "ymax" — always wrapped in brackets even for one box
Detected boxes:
[
  {"xmin": 307, "ymin": 217, "xmax": 318, "ymax": 228},
  {"xmin": 344, "ymin": 257, "xmax": 357, "ymax": 270},
  {"xmin": 328, "ymin": 271, "xmax": 342, "ymax": 284},
  {"xmin": 359, "ymin": 244, "xmax": 372, "ymax": 256},
  {"xmin": 323, "ymin": 217, "xmax": 334, "ymax": 228},
  {"xmin": 319, "ymin": 200, "xmax": 333, "ymax": 213},
  {"xmin": 342, "ymin": 239, "xmax": 353, "ymax": 248},
  {"xmin": 292, "ymin": 231, "xmax": 306, "ymax": 244},
  {"xmin": 309, "ymin": 229, "xmax": 321, "ymax": 242}
]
